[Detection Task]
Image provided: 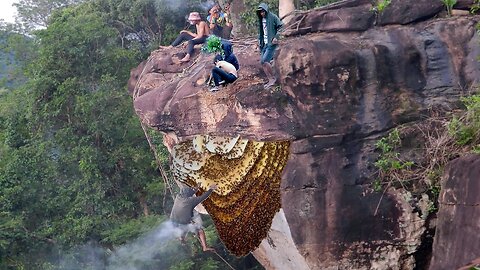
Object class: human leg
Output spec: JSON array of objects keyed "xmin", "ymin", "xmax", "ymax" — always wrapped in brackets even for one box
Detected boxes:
[
  {"xmin": 171, "ymin": 32, "xmax": 194, "ymax": 47},
  {"xmin": 191, "ymin": 211, "xmax": 214, "ymax": 251},
  {"xmin": 222, "ymin": 26, "xmax": 233, "ymax": 39},
  {"xmin": 262, "ymin": 62, "xmax": 276, "ymax": 88},
  {"xmin": 212, "ymin": 67, "xmax": 236, "ymax": 86},
  {"xmin": 212, "ymin": 25, "xmax": 224, "ymax": 38},
  {"xmin": 211, "ymin": 67, "xmax": 223, "ymax": 87},
  {"xmin": 181, "ymin": 36, "xmax": 208, "ymax": 62},
  {"xmin": 260, "ymin": 45, "xmax": 278, "ymax": 88},
  {"xmin": 197, "ymin": 229, "xmax": 214, "ymax": 251}
]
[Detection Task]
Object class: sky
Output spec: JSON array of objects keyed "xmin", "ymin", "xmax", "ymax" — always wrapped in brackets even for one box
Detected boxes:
[{"xmin": 0, "ymin": 0, "xmax": 18, "ymax": 23}]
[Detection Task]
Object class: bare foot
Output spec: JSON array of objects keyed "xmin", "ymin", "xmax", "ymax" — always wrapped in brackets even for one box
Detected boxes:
[
  {"xmin": 264, "ymin": 79, "xmax": 276, "ymax": 88},
  {"xmin": 203, "ymin": 247, "xmax": 215, "ymax": 252},
  {"xmin": 180, "ymin": 54, "xmax": 191, "ymax": 62}
]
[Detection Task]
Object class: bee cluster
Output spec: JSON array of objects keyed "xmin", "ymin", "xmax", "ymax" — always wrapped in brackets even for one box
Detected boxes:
[{"xmin": 171, "ymin": 135, "xmax": 290, "ymax": 256}]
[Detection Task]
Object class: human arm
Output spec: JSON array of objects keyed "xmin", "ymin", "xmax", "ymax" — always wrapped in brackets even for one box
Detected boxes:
[
  {"xmin": 180, "ymin": 29, "xmax": 196, "ymax": 36},
  {"xmin": 271, "ymin": 15, "xmax": 284, "ymax": 44},
  {"xmin": 207, "ymin": 14, "xmax": 216, "ymax": 30},
  {"xmin": 188, "ymin": 184, "xmax": 217, "ymax": 206},
  {"xmin": 224, "ymin": 4, "xmax": 232, "ymax": 27}
]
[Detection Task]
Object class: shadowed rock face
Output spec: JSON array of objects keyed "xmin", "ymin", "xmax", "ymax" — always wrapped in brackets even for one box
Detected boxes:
[
  {"xmin": 429, "ymin": 154, "xmax": 480, "ymax": 270},
  {"xmin": 129, "ymin": 0, "xmax": 480, "ymax": 268}
]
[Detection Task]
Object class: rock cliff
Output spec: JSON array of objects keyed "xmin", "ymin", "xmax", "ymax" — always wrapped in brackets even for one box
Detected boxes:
[{"xmin": 128, "ymin": 0, "xmax": 480, "ymax": 268}]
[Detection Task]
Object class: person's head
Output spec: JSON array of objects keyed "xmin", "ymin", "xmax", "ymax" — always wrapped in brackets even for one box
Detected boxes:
[
  {"xmin": 213, "ymin": 54, "xmax": 223, "ymax": 64},
  {"xmin": 258, "ymin": 9, "xmax": 266, "ymax": 18},
  {"xmin": 256, "ymin": 3, "xmax": 268, "ymax": 18},
  {"xmin": 187, "ymin": 12, "xmax": 202, "ymax": 25},
  {"xmin": 209, "ymin": 4, "xmax": 220, "ymax": 15}
]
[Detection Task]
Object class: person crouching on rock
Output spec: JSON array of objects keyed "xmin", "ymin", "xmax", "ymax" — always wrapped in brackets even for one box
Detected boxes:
[
  {"xmin": 210, "ymin": 54, "xmax": 238, "ymax": 92},
  {"xmin": 170, "ymin": 12, "xmax": 210, "ymax": 62},
  {"xmin": 170, "ymin": 184, "xmax": 217, "ymax": 251},
  {"xmin": 209, "ymin": 40, "xmax": 239, "ymax": 92}
]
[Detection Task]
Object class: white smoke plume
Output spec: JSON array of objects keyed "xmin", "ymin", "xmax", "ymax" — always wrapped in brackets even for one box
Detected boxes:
[
  {"xmin": 158, "ymin": 0, "xmax": 216, "ymax": 11},
  {"xmin": 107, "ymin": 221, "xmax": 184, "ymax": 270},
  {"xmin": 54, "ymin": 221, "xmax": 187, "ymax": 270}
]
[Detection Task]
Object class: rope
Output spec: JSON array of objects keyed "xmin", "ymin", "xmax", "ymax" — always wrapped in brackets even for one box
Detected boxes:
[
  {"xmin": 192, "ymin": 236, "xmax": 236, "ymax": 270},
  {"xmin": 140, "ymin": 123, "xmax": 175, "ymax": 203},
  {"xmin": 212, "ymin": 249, "xmax": 236, "ymax": 270}
]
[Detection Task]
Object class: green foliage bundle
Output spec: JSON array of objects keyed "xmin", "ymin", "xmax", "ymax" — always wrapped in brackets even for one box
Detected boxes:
[
  {"xmin": 201, "ymin": 35, "xmax": 223, "ymax": 55},
  {"xmin": 440, "ymin": 0, "xmax": 457, "ymax": 17},
  {"xmin": 472, "ymin": 0, "xmax": 480, "ymax": 14},
  {"xmin": 374, "ymin": 128, "xmax": 414, "ymax": 189},
  {"xmin": 371, "ymin": 0, "xmax": 391, "ymax": 13}
]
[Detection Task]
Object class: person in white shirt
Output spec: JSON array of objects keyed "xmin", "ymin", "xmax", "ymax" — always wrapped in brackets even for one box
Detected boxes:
[{"xmin": 210, "ymin": 55, "xmax": 238, "ymax": 92}]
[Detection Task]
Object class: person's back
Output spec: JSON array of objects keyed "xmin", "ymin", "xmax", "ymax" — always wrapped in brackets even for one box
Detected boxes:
[
  {"xmin": 170, "ymin": 185, "xmax": 217, "ymax": 252},
  {"xmin": 170, "ymin": 189, "xmax": 196, "ymax": 224},
  {"xmin": 216, "ymin": 60, "xmax": 237, "ymax": 77},
  {"xmin": 170, "ymin": 186, "xmax": 214, "ymax": 225}
]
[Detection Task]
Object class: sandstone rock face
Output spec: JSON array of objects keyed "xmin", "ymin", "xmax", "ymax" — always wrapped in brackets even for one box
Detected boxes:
[
  {"xmin": 129, "ymin": 0, "xmax": 480, "ymax": 268},
  {"xmin": 429, "ymin": 154, "xmax": 480, "ymax": 270}
]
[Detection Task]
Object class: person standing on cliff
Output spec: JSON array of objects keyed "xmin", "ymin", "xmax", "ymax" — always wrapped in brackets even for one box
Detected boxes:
[
  {"xmin": 256, "ymin": 3, "xmax": 283, "ymax": 89},
  {"xmin": 170, "ymin": 184, "xmax": 217, "ymax": 251}
]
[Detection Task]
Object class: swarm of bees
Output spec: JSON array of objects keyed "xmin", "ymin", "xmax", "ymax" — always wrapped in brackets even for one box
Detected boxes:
[{"xmin": 172, "ymin": 135, "xmax": 290, "ymax": 256}]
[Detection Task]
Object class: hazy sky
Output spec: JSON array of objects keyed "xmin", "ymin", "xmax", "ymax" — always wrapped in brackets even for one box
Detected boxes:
[{"xmin": 0, "ymin": 0, "xmax": 18, "ymax": 23}]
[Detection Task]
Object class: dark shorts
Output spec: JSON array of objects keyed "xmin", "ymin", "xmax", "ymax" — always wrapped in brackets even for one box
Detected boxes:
[
  {"xmin": 260, "ymin": 44, "xmax": 278, "ymax": 64},
  {"xmin": 172, "ymin": 210, "xmax": 203, "ymax": 233}
]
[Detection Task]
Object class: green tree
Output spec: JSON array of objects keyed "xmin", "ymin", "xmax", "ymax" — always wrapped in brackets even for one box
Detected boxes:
[
  {"xmin": 14, "ymin": 0, "xmax": 84, "ymax": 30},
  {"xmin": 0, "ymin": 2, "xmax": 166, "ymax": 267}
]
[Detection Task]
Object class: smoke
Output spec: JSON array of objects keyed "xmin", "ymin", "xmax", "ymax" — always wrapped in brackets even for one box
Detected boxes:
[
  {"xmin": 159, "ymin": 0, "xmax": 182, "ymax": 10},
  {"xmin": 107, "ymin": 221, "xmax": 184, "ymax": 270},
  {"xmin": 198, "ymin": 0, "xmax": 217, "ymax": 12},
  {"xmin": 157, "ymin": 0, "xmax": 216, "ymax": 11},
  {"xmin": 53, "ymin": 221, "xmax": 188, "ymax": 270},
  {"xmin": 156, "ymin": 0, "xmax": 217, "ymax": 14}
]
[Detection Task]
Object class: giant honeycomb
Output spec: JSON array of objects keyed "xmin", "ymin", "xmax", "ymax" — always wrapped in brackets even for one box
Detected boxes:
[{"xmin": 172, "ymin": 135, "xmax": 290, "ymax": 256}]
